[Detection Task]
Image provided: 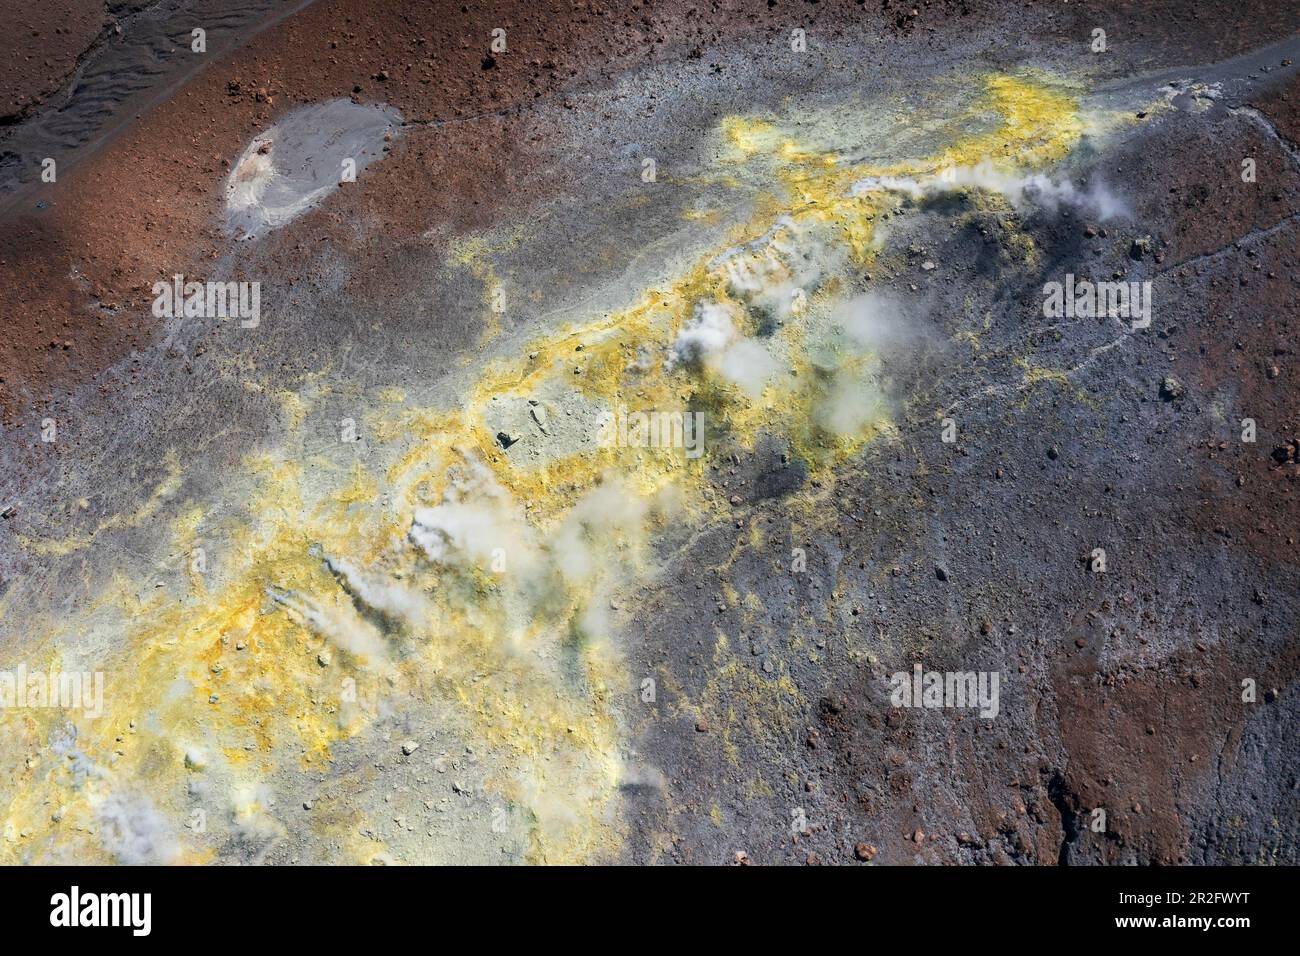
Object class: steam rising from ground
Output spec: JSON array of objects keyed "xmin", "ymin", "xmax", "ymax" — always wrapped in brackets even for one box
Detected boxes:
[
  {"xmin": 409, "ymin": 457, "xmax": 521, "ymax": 566},
  {"xmin": 266, "ymin": 584, "xmax": 389, "ymax": 664},
  {"xmin": 94, "ymin": 788, "xmax": 182, "ymax": 866},
  {"xmin": 668, "ymin": 302, "xmax": 738, "ymax": 368},
  {"xmin": 836, "ymin": 292, "xmax": 922, "ymax": 350},
  {"xmin": 325, "ymin": 557, "xmax": 429, "ymax": 628},
  {"xmin": 814, "ymin": 293, "xmax": 921, "ymax": 436},
  {"xmin": 713, "ymin": 215, "xmax": 836, "ymax": 325},
  {"xmin": 852, "ymin": 160, "xmax": 1125, "ymax": 220},
  {"xmin": 48, "ymin": 735, "xmax": 181, "ymax": 865},
  {"xmin": 668, "ymin": 301, "xmax": 779, "ymax": 398},
  {"xmin": 718, "ymin": 338, "xmax": 781, "ymax": 399}
]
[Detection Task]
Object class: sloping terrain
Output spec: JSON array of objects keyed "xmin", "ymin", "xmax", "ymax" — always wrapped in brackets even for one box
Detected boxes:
[{"xmin": 0, "ymin": 0, "xmax": 1297, "ymax": 865}]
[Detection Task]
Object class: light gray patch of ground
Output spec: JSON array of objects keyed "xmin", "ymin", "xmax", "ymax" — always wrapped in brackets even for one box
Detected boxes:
[{"xmin": 225, "ymin": 99, "xmax": 403, "ymax": 238}]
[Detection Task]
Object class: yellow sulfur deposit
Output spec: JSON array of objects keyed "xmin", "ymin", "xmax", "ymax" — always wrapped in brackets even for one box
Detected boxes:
[{"xmin": 0, "ymin": 73, "xmax": 1090, "ymax": 865}]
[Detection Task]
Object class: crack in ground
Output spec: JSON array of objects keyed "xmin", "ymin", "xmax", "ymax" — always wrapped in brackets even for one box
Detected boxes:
[{"xmin": 1157, "ymin": 209, "xmax": 1300, "ymax": 276}]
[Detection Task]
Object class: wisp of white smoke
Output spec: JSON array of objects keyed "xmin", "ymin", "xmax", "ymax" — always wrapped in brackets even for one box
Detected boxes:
[{"xmin": 851, "ymin": 160, "xmax": 1125, "ymax": 220}]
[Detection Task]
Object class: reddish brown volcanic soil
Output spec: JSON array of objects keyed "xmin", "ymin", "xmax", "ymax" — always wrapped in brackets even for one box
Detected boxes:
[{"xmin": 0, "ymin": 0, "xmax": 104, "ymax": 123}]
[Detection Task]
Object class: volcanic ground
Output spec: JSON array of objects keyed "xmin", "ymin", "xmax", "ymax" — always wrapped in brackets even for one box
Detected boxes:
[{"xmin": 0, "ymin": 0, "xmax": 1298, "ymax": 865}]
